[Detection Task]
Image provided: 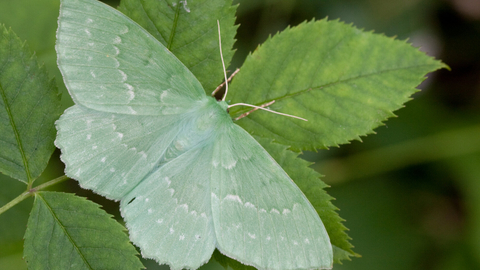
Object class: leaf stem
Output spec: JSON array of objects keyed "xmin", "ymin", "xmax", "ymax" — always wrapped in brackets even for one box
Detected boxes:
[
  {"xmin": 0, "ymin": 175, "xmax": 69, "ymax": 216},
  {"xmin": 0, "ymin": 189, "xmax": 31, "ymax": 216},
  {"xmin": 33, "ymin": 175, "xmax": 70, "ymax": 192}
]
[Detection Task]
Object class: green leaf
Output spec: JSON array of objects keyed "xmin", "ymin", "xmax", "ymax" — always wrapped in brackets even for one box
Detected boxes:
[
  {"xmin": 0, "ymin": 25, "xmax": 61, "ymax": 183},
  {"xmin": 24, "ymin": 191, "xmax": 144, "ymax": 270},
  {"xmin": 212, "ymin": 249, "xmax": 256, "ymax": 270},
  {"xmin": 118, "ymin": 0, "xmax": 238, "ymax": 93},
  {"xmin": 228, "ymin": 19, "xmax": 447, "ymax": 151}
]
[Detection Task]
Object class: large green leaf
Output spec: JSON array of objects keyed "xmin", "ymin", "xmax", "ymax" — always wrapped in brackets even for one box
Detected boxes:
[
  {"xmin": 118, "ymin": 0, "xmax": 238, "ymax": 93},
  {"xmin": 24, "ymin": 192, "xmax": 144, "ymax": 270},
  {"xmin": 0, "ymin": 25, "xmax": 61, "ymax": 183},
  {"xmin": 227, "ymin": 19, "xmax": 446, "ymax": 151}
]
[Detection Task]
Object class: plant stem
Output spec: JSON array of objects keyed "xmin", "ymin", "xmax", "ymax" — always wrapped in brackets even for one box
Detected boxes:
[
  {"xmin": 0, "ymin": 189, "xmax": 31, "ymax": 216},
  {"xmin": 0, "ymin": 175, "xmax": 69, "ymax": 215},
  {"xmin": 33, "ymin": 175, "xmax": 70, "ymax": 191}
]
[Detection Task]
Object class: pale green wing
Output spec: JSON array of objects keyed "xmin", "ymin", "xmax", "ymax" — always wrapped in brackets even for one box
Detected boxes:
[
  {"xmin": 55, "ymin": 104, "xmax": 195, "ymax": 200},
  {"xmin": 56, "ymin": 0, "xmax": 205, "ymax": 115},
  {"xmin": 120, "ymin": 145, "xmax": 216, "ymax": 270},
  {"xmin": 211, "ymin": 123, "xmax": 333, "ymax": 270}
]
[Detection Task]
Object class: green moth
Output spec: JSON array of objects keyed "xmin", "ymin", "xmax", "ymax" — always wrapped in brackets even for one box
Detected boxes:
[{"xmin": 54, "ymin": 0, "xmax": 333, "ymax": 269}]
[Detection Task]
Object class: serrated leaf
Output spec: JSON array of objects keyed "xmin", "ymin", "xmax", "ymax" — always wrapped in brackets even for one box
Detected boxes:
[
  {"xmin": 23, "ymin": 192, "xmax": 144, "ymax": 270},
  {"xmin": 228, "ymin": 19, "xmax": 447, "ymax": 151},
  {"xmin": 0, "ymin": 25, "xmax": 61, "ymax": 183},
  {"xmin": 118, "ymin": 0, "xmax": 238, "ymax": 93},
  {"xmin": 212, "ymin": 249, "xmax": 256, "ymax": 270}
]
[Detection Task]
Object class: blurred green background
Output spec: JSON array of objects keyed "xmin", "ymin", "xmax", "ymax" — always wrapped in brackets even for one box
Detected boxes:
[{"xmin": 1, "ymin": 0, "xmax": 480, "ymax": 269}]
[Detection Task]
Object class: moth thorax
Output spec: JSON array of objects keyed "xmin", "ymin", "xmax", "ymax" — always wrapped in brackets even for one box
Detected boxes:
[{"xmin": 194, "ymin": 98, "xmax": 229, "ymax": 132}]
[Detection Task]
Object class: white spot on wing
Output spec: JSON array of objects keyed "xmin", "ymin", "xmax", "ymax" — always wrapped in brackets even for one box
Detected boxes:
[
  {"xmin": 270, "ymin": 208, "xmax": 280, "ymax": 214},
  {"xmin": 84, "ymin": 29, "xmax": 91, "ymax": 37},
  {"xmin": 110, "ymin": 168, "xmax": 115, "ymax": 172},
  {"xmin": 145, "ymin": 198, "xmax": 149, "ymax": 202},
  {"xmin": 169, "ymin": 227, "xmax": 174, "ymax": 234},
  {"xmin": 160, "ymin": 90, "xmax": 168, "ymax": 102},
  {"xmin": 86, "ymin": 134, "xmax": 91, "ymax": 140},
  {"xmin": 127, "ymin": 88, "xmax": 134, "ymax": 101},
  {"xmin": 223, "ymin": 160, "xmax": 237, "ymax": 169},
  {"xmin": 119, "ymin": 70, "xmax": 127, "ymax": 82},
  {"xmin": 178, "ymin": 204, "xmax": 188, "ymax": 212},
  {"xmin": 92, "ymin": 145, "xmax": 97, "ymax": 150},
  {"xmin": 168, "ymin": 188, "xmax": 174, "ymax": 196},
  {"xmin": 112, "ymin": 57, "xmax": 120, "ymax": 68},
  {"xmin": 245, "ymin": 202, "xmax": 255, "ymax": 209},
  {"xmin": 248, "ymin": 233, "xmax": 256, "ymax": 239},
  {"xmin": 101, "ymin": 157, "xmax": 106, "ymax": 163},
  {"xmin": 127, "ymin": 106, "xmax": 137, "ymax": 114},
  {"xmin": 113, "ymin": 36, "xmax": 121, "ymax": 44},
  {"xmin": 119, "ymin": 25, "xmax": 129, "ymax": 34},
  {"xmin": 147, "ymin": 208, "xmax": 153, "ymax": 214},
  {"xmin": 224, "ymin": 194, "xmax": 242, "ymax": 204},
  {"xmin": 117, "ymin": 132, "xmax": 124, "ymax": 139},
  {"xmin": 282, "ymin": 209, "xmax": 291, "ymax": 215},
  {"xmin": 164, "ymin": 177, "xmax": 171, "ymax": 186},
  {"xmin": 125, "ymin": 83, "xmax": 134, "ymax": 91},
  {"xmin": 156, "ymin": 219, "xmax": 163, "ymax": 224},
  {"xmin": 86, "ymin": 18, "xmax": 93, "ymax": 23},
  {"xmin": 305, "ymin": 238, "xmax": 310, "ymax": 244},
  {"xmin": 90, "ymin": 70, "xmax": 96, "ymax": 78},
  {"xmin": 179, "ymin": 234, "xmax": 185, "ymax": 240}
]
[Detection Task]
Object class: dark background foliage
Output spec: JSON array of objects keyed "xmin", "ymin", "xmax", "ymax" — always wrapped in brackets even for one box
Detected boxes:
[{"xmin": 1, "ymin": 0, "xmax": 479, "ymax": 269}]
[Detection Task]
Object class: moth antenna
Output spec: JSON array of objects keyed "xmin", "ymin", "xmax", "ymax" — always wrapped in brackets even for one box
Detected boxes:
[
  {"xmin": 229, "ymin": 101, "xmax": 308, "ymax": 121},
  {"xmin": 217, "ymin": 20, "xmax": 229, "ymax": 101},
  {"xmin": 212, "ymin": 68, "xmax": 240, "ymax": 97}
]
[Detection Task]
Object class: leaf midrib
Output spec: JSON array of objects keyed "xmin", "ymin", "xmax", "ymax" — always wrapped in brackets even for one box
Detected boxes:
[
  {"xmin": 38, "ymin": 193, "xmax": 94, "ymax": 270},
  {"xmin": 167, "ymin": 0, "xmax": 183, "ymax": 50},
  {"xmin": 0, "ymin": 80, "xmax": 32, "ymax": 183},
  {"xmin": 232, "ymin": 63, "xmax": 438, "ymax": 115}
]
